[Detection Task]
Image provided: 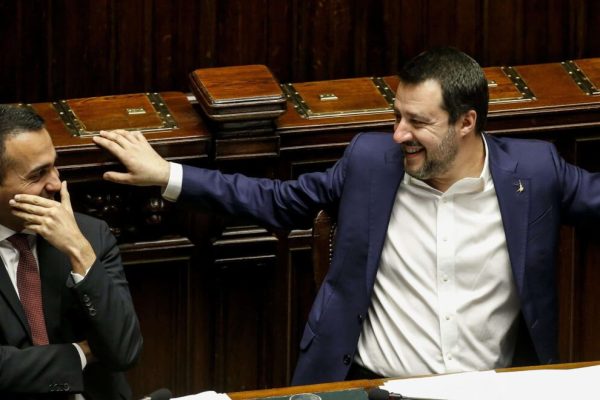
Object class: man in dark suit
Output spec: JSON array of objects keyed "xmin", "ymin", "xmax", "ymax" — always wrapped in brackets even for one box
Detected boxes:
[
  {"xmin": 92, "ymin": 47, "xmax": 600, "ymax": 385},
  {"xmin": 0, "ymin": 105, "xmax": 142, "ymax": 399}
]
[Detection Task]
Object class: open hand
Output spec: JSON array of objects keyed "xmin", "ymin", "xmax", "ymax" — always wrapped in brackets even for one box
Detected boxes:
[{"xmin": 92, "ymin": 129, "xmax": 171, "ymax": 187}]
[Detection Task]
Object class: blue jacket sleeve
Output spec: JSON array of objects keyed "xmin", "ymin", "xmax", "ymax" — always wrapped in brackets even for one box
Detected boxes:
[{"xmin": 178, "ymin": 135, "xmax": 364, "ymax": 230}]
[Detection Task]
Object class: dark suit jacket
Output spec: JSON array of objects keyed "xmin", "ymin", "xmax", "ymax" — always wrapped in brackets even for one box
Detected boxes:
[
  {"xmin": 0, "ymin": 213, "xmax": 142, "ymax": 399},
  {"xmin": 177, "ymin": 132, "xmax": 600, "ymax": 385}
]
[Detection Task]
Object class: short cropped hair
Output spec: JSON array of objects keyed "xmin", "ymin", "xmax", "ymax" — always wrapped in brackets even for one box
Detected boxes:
[
  {"xmin": 0, "ymin": 104, "xmax": 46, "ymax": 182},
  {"xmin": 398, "ymin": 47, "xmax": 489, "ymax": 133}
]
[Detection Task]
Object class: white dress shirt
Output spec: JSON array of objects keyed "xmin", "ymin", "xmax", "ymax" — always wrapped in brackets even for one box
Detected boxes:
[{"xmin": 354, "ymin": 136, "xmax": 521, "ymax": 377}]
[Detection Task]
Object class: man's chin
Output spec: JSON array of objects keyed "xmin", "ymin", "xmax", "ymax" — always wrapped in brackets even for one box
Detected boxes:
[
  {"xmin": 3, "ymin": 218, "xmax": 26, "ymax": 233},
  {"xmin": 404, "ymin": 163, "xmax": 429, "ymax": 180},
  {"xmin": 405, "ymin": 170, "xmax": 425, "ymax": 180}
]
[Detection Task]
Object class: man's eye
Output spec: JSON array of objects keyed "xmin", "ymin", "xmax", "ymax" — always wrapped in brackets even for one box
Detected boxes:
[{"xmin": 29, "ymin": 170, "xmax": 45, "ymax": 182}]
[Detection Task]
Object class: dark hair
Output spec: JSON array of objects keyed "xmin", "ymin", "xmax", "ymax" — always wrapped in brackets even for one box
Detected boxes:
[
  {"xmin": 0, "ymin": 104, "xmax": 46, "ymax": 182},
  {"xmin": 398, "ymin": 47, "xmax": 489, "ymax": 133}
]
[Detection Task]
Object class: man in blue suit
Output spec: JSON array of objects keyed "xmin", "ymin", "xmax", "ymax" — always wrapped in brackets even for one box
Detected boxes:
[{"xmin": 93, "ymin": 47, "xmax": 600, "ymax": 385}]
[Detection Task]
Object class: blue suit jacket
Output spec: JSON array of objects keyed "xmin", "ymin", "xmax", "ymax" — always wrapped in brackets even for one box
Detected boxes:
[{"xmin": 179, "ymin": 132, "xmax": 600, "ymax": 385}]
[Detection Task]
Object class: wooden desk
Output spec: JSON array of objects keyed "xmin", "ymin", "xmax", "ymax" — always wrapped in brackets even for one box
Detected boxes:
[{"xmin": 229, "ymin": 362, "xmax": 600, "ymax": 400}]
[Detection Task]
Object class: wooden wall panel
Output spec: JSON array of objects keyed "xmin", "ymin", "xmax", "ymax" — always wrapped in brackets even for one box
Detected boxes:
[
  {"xmin": 122, "ymin": 244, "xmax": 195, "ymax": 397},
  {"xmin": 2, "ymin": 0, "xmax": 600, "ymax": 103}
]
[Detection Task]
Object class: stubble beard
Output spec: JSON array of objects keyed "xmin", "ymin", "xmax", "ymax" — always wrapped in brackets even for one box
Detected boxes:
[{"xmin": 405, "ymin": 126, "xmax": 458, "ymax": 181}]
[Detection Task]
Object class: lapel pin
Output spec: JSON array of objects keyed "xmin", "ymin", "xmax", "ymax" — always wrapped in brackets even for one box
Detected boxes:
[{"xmin": 515, "ymin": 180, "xmax": 525, "ymax": 193}]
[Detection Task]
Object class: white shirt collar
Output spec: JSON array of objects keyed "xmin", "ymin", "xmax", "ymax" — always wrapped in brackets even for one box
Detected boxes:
[{"xmin": 0, "ymin": 223, "xmax": 36, "ymax": 242}]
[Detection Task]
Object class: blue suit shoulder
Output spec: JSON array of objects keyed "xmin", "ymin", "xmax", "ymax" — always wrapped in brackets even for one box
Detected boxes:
[
  {"xmin": 486, "ymin": 134, "xmax": 555, "ymax": 151},
  {"xmin": 485, "ymin": 134, "xmax": 559, "ymax": 171},
  {"xmin": 344, "ymin": 132, "xmax": 397, "ymax": 163}
]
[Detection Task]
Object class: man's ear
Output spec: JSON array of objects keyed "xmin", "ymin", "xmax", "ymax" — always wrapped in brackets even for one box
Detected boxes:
[{"xmin": 458, "ymin": 110, "xmax": 477, "ymax": 137}]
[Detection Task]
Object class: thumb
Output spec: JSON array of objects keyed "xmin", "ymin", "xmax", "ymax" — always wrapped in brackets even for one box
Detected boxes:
[
  {"xmin": 60, "ymin": 180, "xmax": 73, "ymax": 211},
  {"xmin": 102, "ymin": 171, "xmax": 136, "ymax": 185}
]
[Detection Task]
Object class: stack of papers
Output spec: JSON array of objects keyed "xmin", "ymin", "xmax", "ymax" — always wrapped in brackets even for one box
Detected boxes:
[
  {"xmin": 172, "ymin": 390, "xmax": 232, "ymax": 400},
  {"xmin": 382, "ymin": 365, "xmax": 600, "ymax": 400}
]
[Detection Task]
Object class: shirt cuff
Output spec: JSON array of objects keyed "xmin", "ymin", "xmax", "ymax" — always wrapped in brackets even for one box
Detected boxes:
[
  {"xmin": 72, "ymin": 343, "xmax": 88, "ymax": 370},
  {"xmin": 162, "ymin": 162, "xmax": 183, "ymax": 202},
  {"xmin": 70, "ymin": 265, "xmax": 91, "ymax": 283}
]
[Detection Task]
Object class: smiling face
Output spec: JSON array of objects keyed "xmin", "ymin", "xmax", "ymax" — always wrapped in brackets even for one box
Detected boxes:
[
  {"xmin": 0, "ymin": 128, "xmax": 61, "ymax": 230},
  {"xmin": 392, "ymin": 79, "xmax": 465, "ymax": 184}
]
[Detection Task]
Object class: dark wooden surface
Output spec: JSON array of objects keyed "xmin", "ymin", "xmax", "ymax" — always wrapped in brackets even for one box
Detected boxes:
[{"xmin": 2, "ymin": 0, "xmax": 600, "ymax": 103}]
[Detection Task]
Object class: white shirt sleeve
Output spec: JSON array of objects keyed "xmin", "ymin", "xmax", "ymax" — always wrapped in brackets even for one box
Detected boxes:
[
  {"xmin": 161, "ymin": 162, "xmax": 183, "ymax": 202},
  {"xmin": 72, "ymin": 343, "xmax": 88, "ymax": 369},
  {"xmin": 70, "ymin": 266, "xmax": 91, "ymax": 283},
  {"xmin": 70, "ymin": 270, "xmax": 90, "ymax": 371}
]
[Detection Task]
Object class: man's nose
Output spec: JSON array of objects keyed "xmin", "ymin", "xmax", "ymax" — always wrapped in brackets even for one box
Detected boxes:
[
  {"xmin": 393, "ymin": 119, "xmax": 413, "ymax": 143},
  {"xmin": 46, "ymin": 168, "xmax": 61, "ymax": 193}
]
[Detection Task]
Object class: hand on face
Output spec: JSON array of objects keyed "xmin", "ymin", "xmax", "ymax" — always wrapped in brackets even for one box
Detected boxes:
[
  {"xmin": 9, "ymin": 181, "xmax": 96, "ymax": 274},
  {"xmin": 92, "ymin": 129, "xmax": 171, "ymax": 187}
]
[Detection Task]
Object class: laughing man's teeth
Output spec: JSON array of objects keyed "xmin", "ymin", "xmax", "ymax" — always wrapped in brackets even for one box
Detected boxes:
[{"xmin": 405, "ymin": 147, "xmax": 423, "ymax": 154}]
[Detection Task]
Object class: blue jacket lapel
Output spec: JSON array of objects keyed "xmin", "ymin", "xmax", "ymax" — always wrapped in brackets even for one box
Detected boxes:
[{"xmin": 486, "ymin": 134, "xmax": 530, "ymax": 293}]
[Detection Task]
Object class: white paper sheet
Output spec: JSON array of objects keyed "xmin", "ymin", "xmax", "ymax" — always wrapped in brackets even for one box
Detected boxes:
[
  {"xmin": 172, "ymin": 390, "xmax": 232, "ymax": 400},
  {"xmin": 382, "ymin": 365, "xmax": 600, "ymax": 400}
]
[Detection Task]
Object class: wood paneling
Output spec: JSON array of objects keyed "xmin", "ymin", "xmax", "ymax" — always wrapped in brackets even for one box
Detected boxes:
[{"xmin": 2, "ymin": 0, "xmax": 600, "ymax": 103}]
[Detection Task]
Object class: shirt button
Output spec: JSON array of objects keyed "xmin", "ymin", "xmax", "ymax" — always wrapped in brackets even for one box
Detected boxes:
[
  {"xmin": 442, "ymin": 275, "xmax": 448, "ymax": 282},
  {"xmin": 357, "ymin": 314, "xmax": 365, "ymax": 324},
  {"xmin": 447, "ymin": 354, "xmax": 453, "ymax": 360},
  {"xmin": 343, "ymin": 354, "xmax": 352, "ymax": 365},
  {"xmin": 445, "ymin": 315, "xmax": 450, "ymax": 320}
]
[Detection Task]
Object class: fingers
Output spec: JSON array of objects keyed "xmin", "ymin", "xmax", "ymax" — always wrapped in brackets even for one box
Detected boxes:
[
  {"xmin": 9, "ymin": 206, "xmax": 51, "ymax": 234},
  {"xmin": 92, "ymin": 132, "xmax": 130, "ymax": 159},
  {"xmin": 102, "ymin": 171, "xmax": 135, "ymax": 185},
  {"xmin": 10, "ymin": 194, "xmax": 58, "ymax": 210},
  {"xmin": 94, "ymin": 129, "xmax": 147, "ymax": 147},
  {"xmin": 10, "ymin": 209, "xmax": 43, "ymax": 226},
  {"xmin": 9, "ymin": 195, "xmax": 59, "ymax": 225},
  {"xmin": 60, "ymin": 181, "xmax": 73, "ymax": 212}
]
